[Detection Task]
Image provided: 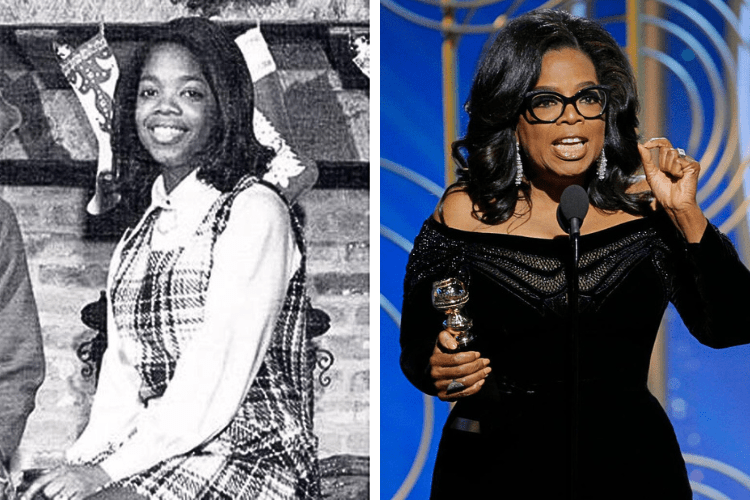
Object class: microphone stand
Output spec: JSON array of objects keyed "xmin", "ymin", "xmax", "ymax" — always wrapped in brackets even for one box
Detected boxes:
[
  {"xmin": 567, "ymin": 216, "xmax": 582, "ymax": 500},
  {"xmin": 558, "ymin": 183, "xmax": 587, "ymax": 500}
]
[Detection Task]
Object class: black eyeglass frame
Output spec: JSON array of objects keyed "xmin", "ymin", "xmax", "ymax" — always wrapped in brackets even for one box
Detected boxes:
[{"xmin": 522, "ymin": 85, "xmax": 611, "ymax": 123}]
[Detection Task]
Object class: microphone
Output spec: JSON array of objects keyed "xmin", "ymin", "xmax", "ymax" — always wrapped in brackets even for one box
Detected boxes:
[
  {"xmin": 557, "ymin": 184, "xmax": 589, "ymax": 236},
  {"xmin": 556, "ymin": 183, "xmax": 589, "ymax": 500}
]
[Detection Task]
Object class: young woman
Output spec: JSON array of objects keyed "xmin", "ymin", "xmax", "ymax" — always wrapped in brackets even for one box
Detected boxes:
[{"xmin": 25, "ymin": 17, "xmax": 319, "ymax": 500}]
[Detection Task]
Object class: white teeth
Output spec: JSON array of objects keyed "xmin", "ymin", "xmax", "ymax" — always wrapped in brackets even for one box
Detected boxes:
[
  {"xmin": 552, "ymin": 142, "xmax": 586, "ymax": 159},
  {"xmin": 559, "ymin": 137, "xmax": 583, "ymax": 144},
  {"xmin": 152, "ymin": 126, "xmax": 185, "ymax": 142}
]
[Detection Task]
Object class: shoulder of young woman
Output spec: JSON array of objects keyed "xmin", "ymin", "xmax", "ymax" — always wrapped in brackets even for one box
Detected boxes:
[{"xmin": 229, "ymin": 181, "xmax": 290, "ymax": 228}]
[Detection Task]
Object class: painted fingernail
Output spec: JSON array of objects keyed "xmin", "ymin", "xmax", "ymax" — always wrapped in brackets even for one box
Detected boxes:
[{"xmin": 484, "ymin": 367, "xmax": 492, "ymax": 377}]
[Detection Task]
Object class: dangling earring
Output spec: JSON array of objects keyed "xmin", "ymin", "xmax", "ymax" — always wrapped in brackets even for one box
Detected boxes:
[
  {"xmin": 597, "ymin": 150, "xmax": 607, "ymax": 180},
  {"xmin": 515, "ymin": 140, "xmax": 523, "ymax": 186}
]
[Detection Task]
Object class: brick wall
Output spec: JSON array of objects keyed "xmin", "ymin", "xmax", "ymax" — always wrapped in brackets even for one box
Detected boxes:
[{"xmin": 305, "ymin": 189, "xmax": 370, "ymax": 457}]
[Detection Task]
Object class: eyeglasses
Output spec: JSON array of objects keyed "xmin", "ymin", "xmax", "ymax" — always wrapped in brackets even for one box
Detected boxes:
[{"xmin": 522, "ymin": 85, "xmax": 610, "ymax": 123}]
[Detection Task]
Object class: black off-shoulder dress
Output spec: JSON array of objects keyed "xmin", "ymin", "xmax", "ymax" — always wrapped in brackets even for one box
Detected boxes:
[{"xmin": 400, "ymin": 211, "xmax": 750, "ymax": 499}]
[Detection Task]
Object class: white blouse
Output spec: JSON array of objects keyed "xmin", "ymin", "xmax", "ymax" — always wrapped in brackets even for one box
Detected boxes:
[{"xmin": 66, "ymin": 172, "xmax": 301, "ymax": 482}]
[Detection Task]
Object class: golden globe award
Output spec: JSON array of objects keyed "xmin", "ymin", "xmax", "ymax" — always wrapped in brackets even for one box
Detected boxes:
[{"xmin": 431, "ymin": 277, "xmax": 475, "ymax": 349}]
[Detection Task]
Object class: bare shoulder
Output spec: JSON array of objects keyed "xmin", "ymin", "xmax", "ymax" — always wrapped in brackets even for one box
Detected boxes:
[{"xmin": 433, "ymin": 188, "xmax": 484, "ymax": 231}]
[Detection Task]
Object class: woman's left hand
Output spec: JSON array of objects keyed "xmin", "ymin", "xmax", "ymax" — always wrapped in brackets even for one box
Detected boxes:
[
  {"xmin": 638, "ymin": 138, "xmax": 707, "ymax": 242},
  {"xmin": 20, "ymin": 464, "xmax": 110, "ymax": 500}
]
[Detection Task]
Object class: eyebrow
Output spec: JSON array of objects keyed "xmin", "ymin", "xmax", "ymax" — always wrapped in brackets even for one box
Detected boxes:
[
  {"xmin": 138, "ymin": 74, "xmax": 209, "ymax": 85},
  {"xmin": 531, "ymin": 81, "xmax": 599, "ymax": 93}
]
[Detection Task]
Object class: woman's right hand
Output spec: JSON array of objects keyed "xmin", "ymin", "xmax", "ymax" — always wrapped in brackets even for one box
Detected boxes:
[{"xmin": 429, "ymin": 330, "xmax": 491, "ymax": 401}]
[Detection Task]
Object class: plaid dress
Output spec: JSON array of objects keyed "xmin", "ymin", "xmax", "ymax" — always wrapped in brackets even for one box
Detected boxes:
[{"xmin": 98, "ymin": 175, "xmax": 320, "ymax": 499}]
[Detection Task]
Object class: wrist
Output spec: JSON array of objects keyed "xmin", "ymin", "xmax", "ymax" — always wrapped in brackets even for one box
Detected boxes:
[{"xmin": 667, "ymin": 205, "xmax": 707, "ymax": 243}]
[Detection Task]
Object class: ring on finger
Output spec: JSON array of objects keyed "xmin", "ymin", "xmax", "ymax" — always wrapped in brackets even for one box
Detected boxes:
[
  {"xmin": 676, "ymin": 148, "xmax": 687, "ymax": 158},
  {"xmin": 447, "ymin": 380, "xmax": 465, "ymax": 393}
]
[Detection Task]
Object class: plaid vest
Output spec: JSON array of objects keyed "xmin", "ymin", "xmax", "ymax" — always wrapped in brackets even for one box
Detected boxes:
[{"xmin": 109, "ymin": 175, "xmax": 320, "ymax": 499}]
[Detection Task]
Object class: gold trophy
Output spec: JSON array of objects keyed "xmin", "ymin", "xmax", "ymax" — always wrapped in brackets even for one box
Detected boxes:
[{"xmin": 432, "ymin": 277, "xmax": 475, "ymax": 349}]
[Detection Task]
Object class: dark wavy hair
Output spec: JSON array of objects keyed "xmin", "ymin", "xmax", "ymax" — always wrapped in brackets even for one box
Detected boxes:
[
  {"xmin": 450, "ymin": 9, "xmax": 651, "ymax": 224},
  {"xmin": 111, "ymin": 16, "xmax": 274, "ymax": 214}
]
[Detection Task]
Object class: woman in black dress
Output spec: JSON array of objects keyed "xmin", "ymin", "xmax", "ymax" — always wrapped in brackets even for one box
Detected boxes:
[{"xmin": 400, "ymin": 9, "xmax": 750, "ymax": 499}]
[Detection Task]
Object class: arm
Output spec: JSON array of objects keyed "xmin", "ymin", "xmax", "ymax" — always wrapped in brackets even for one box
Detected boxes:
[
  {"xmin": 0, "ymin": 200, "xmax": 44, "ymax": 462},
  {"xmin": 67, "ymin": 230, "xmax": 151, "ymax": 463},
  {"xmin": 400, "ymin": 215, "xmax": 490, "ymax": 401},
  {"xmin": 98, "ymin": 185, "xmax": 297, "ymax": 481},
  {"xmin": 669, "ymin": 221, "xmax": 750, "ymax": 349},
  {"xmin": 639, "ymin": 139, "xmax": 750, "ymax": 347},
  {"xmin": 65, "ymin": 302, "xmax": 142, "ymax": 463},
  {"xmin": 26, "ymin": 328, "xmax": 135, "ymax": 500},
  {"xmin": 400, "ymin": 273, "xmax": 445, "ymax": 395}
]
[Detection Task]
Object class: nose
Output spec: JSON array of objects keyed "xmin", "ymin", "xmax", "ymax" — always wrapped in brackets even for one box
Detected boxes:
[
  {"xmin": 154, "ymin": 92, "xmax": 180, "ymax": 114},
  {"xmin": 557, "ymin": 101, "xmax": 583, "ymax": 125}
]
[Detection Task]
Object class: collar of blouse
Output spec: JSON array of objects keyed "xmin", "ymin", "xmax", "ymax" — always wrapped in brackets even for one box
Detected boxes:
[{"xmin": 148, "ymin": 170, "xmax": 220, "ymax": 246}]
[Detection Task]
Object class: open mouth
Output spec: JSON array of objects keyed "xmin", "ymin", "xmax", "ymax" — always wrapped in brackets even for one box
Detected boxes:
[
  {"xmin": 149, "ymin": 125, "xmax": 187, "ymax": 144},
  {"xmin": 552, "ymin": 137, "xmax": 588, "ymax": 159}
]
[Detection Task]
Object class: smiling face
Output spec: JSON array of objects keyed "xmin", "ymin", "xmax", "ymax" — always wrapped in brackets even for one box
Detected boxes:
[
  {"xmin": 135, "ymin": 42, "xmax": 217, "ymax": 189},
  {"xmin": 516, "ymin": 47, "xmax": 606, "ymax": 186}
]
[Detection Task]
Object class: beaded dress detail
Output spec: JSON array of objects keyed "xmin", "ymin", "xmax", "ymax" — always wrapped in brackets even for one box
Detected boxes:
[{"xmin": 406, "ymin": 218, "xmax": 673, "ymax": 318}]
